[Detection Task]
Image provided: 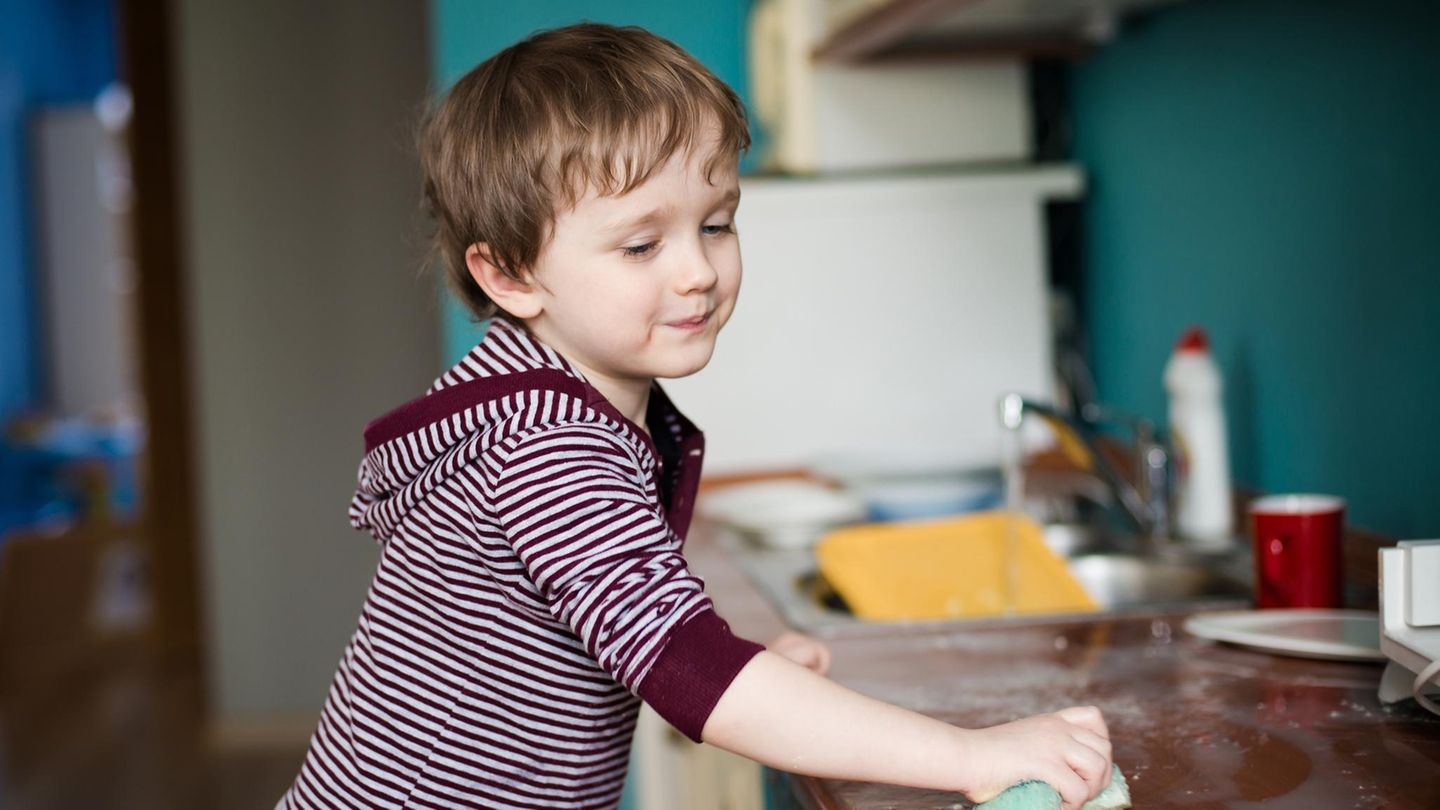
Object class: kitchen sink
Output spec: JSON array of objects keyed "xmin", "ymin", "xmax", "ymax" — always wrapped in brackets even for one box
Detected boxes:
[
  {"xmin": 1067, "ymin": 553, "xmax": 1250, "ymax": 608},
  {"xmin": 724, "ymin": 523, "xmax": 1253, "ymax": 635}
]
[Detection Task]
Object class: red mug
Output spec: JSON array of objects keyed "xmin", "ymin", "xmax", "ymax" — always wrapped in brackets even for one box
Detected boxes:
[{"xmin": 1249, "ymin": 494, "xmax": 1345, "ymax": 609}]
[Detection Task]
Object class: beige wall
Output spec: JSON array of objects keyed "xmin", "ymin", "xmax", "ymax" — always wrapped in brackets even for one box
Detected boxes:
[{"xmin": 173, "ymin": 1, "xmax": 438, "ymax": 720}]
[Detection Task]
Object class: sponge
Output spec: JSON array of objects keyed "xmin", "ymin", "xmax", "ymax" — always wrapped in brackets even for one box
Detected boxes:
[{"xmin": 975, "ymin": 764, "xmax": 1131, "ymax": 810}]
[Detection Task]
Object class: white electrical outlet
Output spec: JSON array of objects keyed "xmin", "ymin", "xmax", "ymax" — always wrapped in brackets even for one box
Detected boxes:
[{"xmin": 1405, "ymin": 540, "xmax": 1440, "ymax": 628}]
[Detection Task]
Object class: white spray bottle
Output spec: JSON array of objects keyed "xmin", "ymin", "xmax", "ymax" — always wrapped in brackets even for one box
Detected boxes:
[{"xmin": 1164, "ymin": 326, "xmax": 1234, "ymax": 548}]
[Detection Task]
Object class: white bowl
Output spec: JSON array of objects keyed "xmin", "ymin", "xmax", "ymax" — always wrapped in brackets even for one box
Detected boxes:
[{"xmin": 809, "ymin": 449, "xmax": 1002, "ymax": 521}]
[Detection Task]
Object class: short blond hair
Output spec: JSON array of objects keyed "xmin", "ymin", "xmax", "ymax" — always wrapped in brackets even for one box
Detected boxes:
[{"xmin": 418, "ymin": 22, "xmax": 751, "ymax": 321}]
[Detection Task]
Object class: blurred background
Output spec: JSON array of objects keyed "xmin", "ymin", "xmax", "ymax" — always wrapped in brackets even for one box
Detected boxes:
[{"xmin": 0, "ymin": 0, "xmax": 1435, "ymax": 807}]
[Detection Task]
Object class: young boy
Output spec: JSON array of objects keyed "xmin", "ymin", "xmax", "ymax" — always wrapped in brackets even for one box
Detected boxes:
[{"xmin": 279, "ymin": 22, "xmax": 1112, "ymax": 810}]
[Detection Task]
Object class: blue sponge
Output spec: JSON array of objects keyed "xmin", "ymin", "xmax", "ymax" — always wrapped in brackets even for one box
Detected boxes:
[{"xmin": 974, "ymin": 764, "xmax": 1131, "ymax": 809}]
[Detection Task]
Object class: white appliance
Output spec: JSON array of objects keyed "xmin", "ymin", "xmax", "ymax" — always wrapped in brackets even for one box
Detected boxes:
[
  {"xmin": 1378, "ymin": 540, "xmax": 1440, "ymax": 716},
  {"xmin": 663, "ymin": 166, "xmax": 1080, "ymax": 474}
]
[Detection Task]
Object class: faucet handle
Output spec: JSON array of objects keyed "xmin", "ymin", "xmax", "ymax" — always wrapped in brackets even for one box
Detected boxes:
[{"xmin": 1138, "ymin": 433, "xmax": 1172, "ymax": 538}]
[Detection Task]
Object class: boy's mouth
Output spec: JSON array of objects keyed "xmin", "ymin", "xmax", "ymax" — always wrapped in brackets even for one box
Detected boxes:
[{"xmin": 665, "ymin": 310, "xmax": 713, "ymax": 329}]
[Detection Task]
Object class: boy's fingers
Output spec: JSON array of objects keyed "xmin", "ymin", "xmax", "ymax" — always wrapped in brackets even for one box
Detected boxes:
[
  {"xmin": 1070, "ymin": 727, "xmax": 1112, "ymax": 763},
  {"xmin": 1046, "ymin": 766, "xmax": 1089, "ymax": 810},
  {"xmin": 775, "ymin": 635, "xmax": 832, "ymax": 675},
  {"xmin": 1055, "ymin": 705, "xmax": 1108, "ymax": 740},
  {"xmin": 1064, "ymin": 741, "xmax": 1110, "ymax": 798}
]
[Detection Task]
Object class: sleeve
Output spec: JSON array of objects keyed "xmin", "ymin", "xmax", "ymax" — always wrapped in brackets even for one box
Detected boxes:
[{"xmin": 487, "ymin": 422, "xmax": 765, "ymax": 742}]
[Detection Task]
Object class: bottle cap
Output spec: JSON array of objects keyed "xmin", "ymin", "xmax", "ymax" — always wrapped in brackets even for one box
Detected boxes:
[{"xmin": 1176, "ymin": 326, "xmax": 1210, "ymax": 353}]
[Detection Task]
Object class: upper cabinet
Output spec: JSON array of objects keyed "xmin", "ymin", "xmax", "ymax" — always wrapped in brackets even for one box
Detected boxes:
[
  {"xmin": 815, "ymin": 0, "xmax": 1192, "ymax": 63},
  {"xmin": 748, "ymin": 0, "xmax": 1198, "ymax": 173}
]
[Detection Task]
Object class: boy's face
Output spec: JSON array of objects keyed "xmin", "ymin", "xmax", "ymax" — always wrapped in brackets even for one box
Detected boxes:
[{"xmin": 519, "ymin": 128, "xmax": 742, "ymax": 390}]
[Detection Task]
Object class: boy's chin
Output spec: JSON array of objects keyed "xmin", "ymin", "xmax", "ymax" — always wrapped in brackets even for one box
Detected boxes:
[{"xmin": 649, "ymin": 346, "xmax": 716, "ymax": 380}]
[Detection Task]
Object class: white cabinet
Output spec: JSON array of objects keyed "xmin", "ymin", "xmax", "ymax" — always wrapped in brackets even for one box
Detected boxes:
[{"xmin": 750, "ymin": 0, "xmax": 1030, "ymax": 173}]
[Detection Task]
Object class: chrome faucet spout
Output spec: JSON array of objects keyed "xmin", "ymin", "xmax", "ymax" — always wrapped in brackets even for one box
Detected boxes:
[{"xmin": 998, "ymin": 393, "xmax": 1174, "ymax": 549}]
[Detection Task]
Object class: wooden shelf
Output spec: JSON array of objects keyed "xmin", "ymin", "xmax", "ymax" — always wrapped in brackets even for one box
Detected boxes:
[
  {"xmin": 741, "ymin": 162, "xmax": 1085, "ymax": 201},
  {"xmin": 814, "ymin": 0, "xmax": 1192, "ymax": 64}
]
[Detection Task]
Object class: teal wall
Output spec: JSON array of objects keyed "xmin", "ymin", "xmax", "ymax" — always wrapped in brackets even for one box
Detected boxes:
[
  {"xmin": 428, "ymin": 5, "xmax": 753, "ymax": 805},
  {"xmin": 1070, "ymin": 0, "xmax": 1439, "ymax": 537},
  {"xmin": 430, "ymin": 0, "xmax": 754, "ymax": 369}
]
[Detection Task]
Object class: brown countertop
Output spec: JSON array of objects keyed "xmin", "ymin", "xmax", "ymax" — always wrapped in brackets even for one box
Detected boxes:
[{"xmin": 686, "ymin": 514, "xmax": 1440, "ymax": 809}]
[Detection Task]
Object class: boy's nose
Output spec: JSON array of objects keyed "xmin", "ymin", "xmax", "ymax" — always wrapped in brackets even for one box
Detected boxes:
[{"xmin": 675, "ymin": 246, "xmax": 719, "ymax": 292}]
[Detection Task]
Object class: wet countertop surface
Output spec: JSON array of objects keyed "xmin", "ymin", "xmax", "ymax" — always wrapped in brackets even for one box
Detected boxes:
[{"xmin": 686, "ymin": 516, "xmax": 1440, "ymax": 809}]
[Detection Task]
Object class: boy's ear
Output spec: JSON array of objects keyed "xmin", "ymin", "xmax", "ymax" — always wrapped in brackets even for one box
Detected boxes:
[{"xmin": 465, "ymin": 243, "xmax": 542, "ymax": 320}]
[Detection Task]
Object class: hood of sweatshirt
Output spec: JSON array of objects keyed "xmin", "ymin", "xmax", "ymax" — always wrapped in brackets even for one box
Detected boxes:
[{"xmin": 347, "ymin": 317, "xmax": 700, "ymax": 545}]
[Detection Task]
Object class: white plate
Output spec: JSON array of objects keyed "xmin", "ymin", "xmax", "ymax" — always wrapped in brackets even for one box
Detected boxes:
[
  {"xmin": 698, "ymin": 480, "xmax": 867, "ymax": 550},
  {"xmin": 1183, "ymin": 609, "xmax": 1386, "ymax": 662}
]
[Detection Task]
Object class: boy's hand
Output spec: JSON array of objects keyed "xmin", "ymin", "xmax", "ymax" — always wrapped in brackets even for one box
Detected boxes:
[
  {"xmin": 955, "ymin": 705, "xmax": 1113, "ymax": 810},
  {"xmin": 766, "ymin": 631, "xmax": 832, "ymax": 676}
]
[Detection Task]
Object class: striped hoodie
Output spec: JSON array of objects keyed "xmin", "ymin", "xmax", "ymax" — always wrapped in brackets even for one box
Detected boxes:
[{"xmin": 278, "ymin": 317, "xmax": 765, "ymax": 809}]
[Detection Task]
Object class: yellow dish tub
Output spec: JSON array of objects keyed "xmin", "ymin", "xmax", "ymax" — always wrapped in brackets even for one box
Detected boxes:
[{"xmin": 814, "ymin": 511, "xmax": 1098, "ymax": 621}]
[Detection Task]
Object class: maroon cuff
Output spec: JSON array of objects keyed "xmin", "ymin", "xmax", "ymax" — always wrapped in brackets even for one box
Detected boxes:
[{"xmin": 637, "ymin": 608, "xmax": 766, "ymax": 743}]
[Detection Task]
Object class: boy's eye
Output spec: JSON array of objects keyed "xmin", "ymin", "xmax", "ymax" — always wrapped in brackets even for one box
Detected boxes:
[
  {"xmin": 621, "ymin": 241, "xmax": 658, "ymax": 258},
  {"xmin": 621, "ymin": 224, "xmax": 734, "ymax": 258}
]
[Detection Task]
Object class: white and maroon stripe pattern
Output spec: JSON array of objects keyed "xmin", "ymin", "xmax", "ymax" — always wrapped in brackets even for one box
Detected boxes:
[
  {"xmin": 486, "ymin": 423, "xmax": 714, "ymax": 692},
  {"xmin": 278, "ymin": 318, "xmax": 764, "ymax": 809}
]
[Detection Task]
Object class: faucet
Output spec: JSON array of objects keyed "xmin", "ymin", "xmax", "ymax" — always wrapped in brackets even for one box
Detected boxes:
[{"xmin": 999, "ymin": 393, "xmax": 1173, "ymax": 549}]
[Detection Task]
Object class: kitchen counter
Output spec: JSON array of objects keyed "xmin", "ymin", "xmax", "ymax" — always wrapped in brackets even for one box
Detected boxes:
[{"xmin": 685, "ymin": 513, "xmax": 1440, "ymax": 809}]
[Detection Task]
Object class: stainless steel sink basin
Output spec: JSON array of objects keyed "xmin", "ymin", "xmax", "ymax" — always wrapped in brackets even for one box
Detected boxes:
[
  {"xmin": 722, "ymin": 524, "xmax": 1253, "ymax": 635},
  {"xmin": 1066, "ymin": 553, "xmax": 1250, "ymax": 609}
]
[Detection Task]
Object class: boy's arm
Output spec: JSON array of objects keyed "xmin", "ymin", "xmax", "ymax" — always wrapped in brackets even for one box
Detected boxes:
[{"xmin": 701, "ymin": 651, "xmax": 1114, "ymax": 810}]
